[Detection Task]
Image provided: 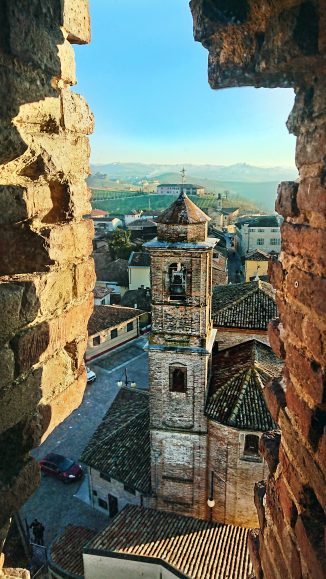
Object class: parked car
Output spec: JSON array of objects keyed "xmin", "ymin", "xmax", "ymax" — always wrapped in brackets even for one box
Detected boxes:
[
  {"xmin": 39, "ymin": 453, "xmax": 83, "ymax": 483},
  {"xmin": 86, "ymin": 366, "xmax": 96, "ymax": 384}
]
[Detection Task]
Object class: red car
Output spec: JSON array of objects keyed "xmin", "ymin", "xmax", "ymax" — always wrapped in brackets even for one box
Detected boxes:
[{"xmin": 39, "ymin": 453, "xmax": 83, "ymax": 483}]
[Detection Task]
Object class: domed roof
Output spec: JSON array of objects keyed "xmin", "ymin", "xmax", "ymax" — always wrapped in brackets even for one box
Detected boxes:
[{"xmin": 155, "ymin": 191, "xmax": 210, "ymax": 225}]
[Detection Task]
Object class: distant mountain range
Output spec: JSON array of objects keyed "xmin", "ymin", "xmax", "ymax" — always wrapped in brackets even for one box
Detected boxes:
[{"xmin": 90, "ymin": 162, "xmax": 298, "ymax": 183}]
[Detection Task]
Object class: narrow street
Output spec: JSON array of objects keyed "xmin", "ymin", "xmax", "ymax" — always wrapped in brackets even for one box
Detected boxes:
[
  {"xmin": 227, "ymin": 247, "xmax": 244, "ymax": 284},
  {"xmin": 21, "ymin": 337, "xmax": 149, "ymax": 549}
]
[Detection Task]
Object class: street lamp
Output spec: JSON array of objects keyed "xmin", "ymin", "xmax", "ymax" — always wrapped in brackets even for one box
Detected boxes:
[
  {"xmin": 207, "ymin": 471, "xmax": 215, "ymax": 520},
  {"xmin": 116, "ymin": 368, "xmax": 136, "ymax": 388}
]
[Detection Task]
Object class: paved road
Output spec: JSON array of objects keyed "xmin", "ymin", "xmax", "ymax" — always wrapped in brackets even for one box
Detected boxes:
[
  {"xmin": 21, "ymin": 337, "xmax": 149, "ymax": 548},
  {"xmin": 227, "ymin": 247, "xmax": 244, "ymax": 283}
]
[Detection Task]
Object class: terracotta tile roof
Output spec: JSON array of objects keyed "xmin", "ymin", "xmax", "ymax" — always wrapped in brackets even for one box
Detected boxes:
[
  {"xmin": 245, "ymin": 250, "xmax": 270, "ymax": 261},
  {"xmin": 81, "ymin": 389, "xmax": 151, "ymax": 494},
  {"xmin": 127, "ymin": 218, "xmax": 157, "ymax": 228},
  {"xmin": 216, "ymin": 330, "xmax": 269, "ymax": 351},
  {"xmin": 206, "ymin": 340, "xmax": 281, "ymax": 431},
  {"xmin": 88, "ymin": 305, "xmax": 144, "ymax": 336},
  {"xmin": 156, "ymin": 192, "xmax": 210, "ymax": 225},
  {"xmin": 128, "ymin": 251, "xmax": 151, "ymax": 267},
  {"xmin": 212, "ymin": 280, "xmax": 277, "ymax": 330},
  {"xmin": 93, "ymin": 286, "xmax": 113, "ymax": 299},
  {"xmin": 85, "ymin": 505, "xmax": 253, "ymax": 579},
  {"xmin": 49, "ymin": 525, "xmax": 97, "ymax": 578}
]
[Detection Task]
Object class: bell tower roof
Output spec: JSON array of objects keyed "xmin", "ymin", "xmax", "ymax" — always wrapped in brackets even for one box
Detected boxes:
[{"xmin": 155, "ymin": 191, "xmax": 210, "ymax": 225}]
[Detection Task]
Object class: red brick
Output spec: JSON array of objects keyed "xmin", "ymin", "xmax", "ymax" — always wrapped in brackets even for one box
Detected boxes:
[
  {"xmin": 276, "ymin": 181, "xmax": 299, "ymax": 217},
  {"xmin": 284, "ymin": 369, "xmax": 314, "ymax": 440},
  {"xmin": 295, "ymin": 514, "xmax": 326, "ymax": 579},
  {"xmin": 302, "ymin": 316, "xmax": 326, "ymax": 366},
  {"xmin": 263, "ymin": 377, "xmax": 286, "ymax": 423},
  {"xmin": 285, "ymin": 342, "xmax": 325, "ymax": 405},
  {"xmin": 247, "ymin": 529, "xmax": 263, "ymax": 579},
  {"xmin": 259, "ymin": 430, "xmax": 281, "ymax": 475},
  {"xmin": 297, "ymin": 177, "xmax": 326, "ymax": 213},
  {"xmin": 285, "ymin": 266, "xmax": 326, "ymax": 318},
  {"xmin": 276, "ymin": 477, "xmax": 298, "ymax": 528},
  {"xmin": 279, "ymin": 445, "xmax": 304, "ymax": 506},
  {"xmin": 277, "ymin": 299, "xmax": 304, "ymax": 344},
  {"xmin": 254, "ymin": 481, "xmax": 266, "ymax": 530},
  {"xmin": 268, "ymin": 259, "xmax": 284, "ymax": 291},
  {"xmin": 281, "ymin": 222, "xmax": 326, "ymax": 275},
  {"xmin": 268, "ymin": 318, "xmax": 285, "ymax": 359}
]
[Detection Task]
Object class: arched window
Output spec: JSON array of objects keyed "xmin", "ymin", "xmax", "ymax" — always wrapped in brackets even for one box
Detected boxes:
[
  {"xmin": 168, "ymin": 263, "xmax": 186, "ymax": 300},
  {"xmin": 244, "ymin": 434, "xmax": 259, "ymax": 457},
  {"xmin": 169, "ymin": 365, "xmax": 187, "ymax": 393}
]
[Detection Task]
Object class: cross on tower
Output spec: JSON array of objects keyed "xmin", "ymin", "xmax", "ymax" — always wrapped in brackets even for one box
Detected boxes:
[{"xmin": 180, "ymin": 167, "xmax": 186, "ymax": 188}]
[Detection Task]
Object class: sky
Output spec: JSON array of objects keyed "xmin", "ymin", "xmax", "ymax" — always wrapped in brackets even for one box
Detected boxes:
[{"xmin": 73, "ymin": 0, "xmax": 296, "ymax": 168}]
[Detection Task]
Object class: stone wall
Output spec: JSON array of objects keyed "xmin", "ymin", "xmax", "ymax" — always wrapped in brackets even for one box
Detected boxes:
[
  {"xmin": 207, "ymin": 421, "xmax": 269, "ymax": 527},
  {"xmin": 190, "ymin": 1, "xmax": 326, "ymax": 577},
  {"xmin": 0, "ymin": 0, "xmax": 94, "ymax": 567}
]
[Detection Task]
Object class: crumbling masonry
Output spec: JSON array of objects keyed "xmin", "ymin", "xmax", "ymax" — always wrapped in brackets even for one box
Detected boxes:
[
  {"xmin": 0, "ymin": 1, "xmax": 325, "ymax": 578},
  {"xmin": 190, "ymin": 1, "xmax": 326, "ymax": 577},
  {"xmin": 0, "ymin": 1, "xmax": 95, "ymax": 572}
]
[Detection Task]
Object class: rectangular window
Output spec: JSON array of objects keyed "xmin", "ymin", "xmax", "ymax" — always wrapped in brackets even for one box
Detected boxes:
[
  {"xmin": 127, "ymin": 322, "xmax": 134, "ymax": 332},
  {"xmin": 92, "ymin": 490, "xmax": 98, "ymax": 496},
  {"xmin": 257, "ymin": 238, "xmax": 265, "ymax": 245},
  {"xmin": 169, "ymin": 366, "xmax": 187, "ymax": 393},
  {"xmin": 93, "ymin": 335, "xmax": 100, "ymax": 346},
  {"xmin": 270, "ymin": 238, "xmax": 280, "ymax": 245},
  {"xmin": 101, "ymin": 298, "xmax": 105, "ymax": 305},
  {"xmin": 271, "ymin": 228, "xmax": 279, "ymax": 232},
  {"xmin": 111, "ymin": 328, "xmax": 118, "ymax": 339},
  {"xmin": 241, "ymin": 434, "xmax": 262, "ymax": 462},
  {"xmin": 257, "ymin": 228, "xmax": 265, "ymax": 232},
  {"xmin": 100, "ymin": 472, "xmax": 111, "ymax": 482},
  {"xmin": 98, "ymin": 498, "xmax": 108, "ymax": 510}
]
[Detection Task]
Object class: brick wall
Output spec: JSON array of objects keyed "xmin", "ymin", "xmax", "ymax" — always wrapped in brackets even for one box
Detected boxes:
[
  {"xmin": 190, "ymin": 1, "xmax": 326, "ymax": 577},
  {"xmin": 208, "ymin": 421, "xmax": 268, "ymax": 528},
  {"xmin": 0, "ymin": 0, "xmax": 94, "ymax": 564}
]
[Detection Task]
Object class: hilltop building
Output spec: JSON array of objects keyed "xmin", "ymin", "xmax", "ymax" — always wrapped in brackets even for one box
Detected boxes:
[
  {"xmin": 156, "ymin": 183, "xmax": 205, "ymax": 196},
  {"xmin": 236, "ymin": 215, "xmax": 281, "ymax": 255},
  {"xmin": 82, "ymin": 193, "xmax": 280, "ymax": 531}
]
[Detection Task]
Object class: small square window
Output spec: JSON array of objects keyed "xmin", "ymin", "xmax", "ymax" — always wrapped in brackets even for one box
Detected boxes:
[
  {"xmin": 92, "ymin": 490, "xmax": 98, "ymax": 496},
  {"xmin": 98, "ymin": 498, "xmax": 108, "ymax": 510},
  {"xmin": 93, "ymin": 335, "xmax": 100, "ymax": 346},
  {"xmin": 100, "ymin": 472, "xmax": 111, "ymax": 482},
  {"xmin": 111, "ymin": 328, "xmax": 118, "ymax": 339},
  {"xmin": 127, "ymin": 322, "xmax": 134, "ymax": 332},
  {"xmin": 257, "ymin": 238, "xmax": 265, "ymax": 246}
]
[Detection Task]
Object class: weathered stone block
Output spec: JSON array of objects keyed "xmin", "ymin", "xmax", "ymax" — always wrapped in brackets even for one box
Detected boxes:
[
  {"xmin": 268, "ymin": 258, "xmax": 284, "ymax": 291},
  {"xmin": 74, "ymin": 257, "xmax": 96, "ymax": 298},
  {"xmin": 263, "ymin": 377, "xmax": 286, "ymax": 423},
  {"xmin": 259, "ymin": 430, "xmax": 281, "ymax": 475},
  {"xmin": 62, "ymin": 0, "xmax": 91, "ymax": 44},
  {"xmin": 0, "ymin": 347, "xmax": 15, "ymax": 389},
  {"xmin": 268, "ymin": 318, "xmax": 285, "ymax": 359},
  {"xmin": 56, "ymin": 39, "xmax": 76, "ymax": 85},
  {"xmin": 61, "ymin": 90, "xmax": 94, "ymax": 134},
  {"xmin": 0, "ymin": 283, "xmax": 38, "ymax": 347},
  {"xmin": 276, "ymin": 181, "xmax": 299, "ymax": 218},
  {"xmin": 281, "ymin": 222, "xmax": 326, "ymax": 276},
  {"xmin": 285, "ymin": 342, "xmax": 325, "ymax": 406},
  {"xmin": 0, "ymin": 458, "xmax": 40, "ymax": 527},
  {"xmin": 297, "ymin": 177, "xmax": 326, "ymax": 214},
  {"xmin": 0, "ymin": 369, "xmax": 42, "ymax": 434},
  {"xmin": 285, "ymin": 266, "xmax": 326, "ymax": 318}
]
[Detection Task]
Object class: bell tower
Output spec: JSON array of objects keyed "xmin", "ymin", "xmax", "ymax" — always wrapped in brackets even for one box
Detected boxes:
[{"xmin": 145, "ymin": 192, "xmax": 216, "ymax": 519}]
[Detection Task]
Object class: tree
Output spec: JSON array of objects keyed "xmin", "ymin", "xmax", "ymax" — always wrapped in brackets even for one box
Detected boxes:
[{"xmin": 106, "ymin": 228, "xmax": 132, "ymax": 260}]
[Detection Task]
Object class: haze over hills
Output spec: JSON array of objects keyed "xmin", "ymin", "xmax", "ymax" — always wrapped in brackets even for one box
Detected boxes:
[
  {"xmin": 89, "ymin": 162, "xmax": 298, "ymax": 212},
  {"xmin": 90, "ymin": 162, "xmax": 297, "ymax": 183}
]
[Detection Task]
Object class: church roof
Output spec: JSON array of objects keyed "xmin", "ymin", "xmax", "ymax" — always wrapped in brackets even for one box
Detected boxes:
[
  {"xmin": 212, "ymin": 280, "xmax": 277, "ymax": 330},
  {"xmin": 206, "ymin": 340, "xmax": 281, "ymax": 431},
  {"xmin": 155, "ymin": 191, "xmax": 210, "ymax": 225},
  {"xmin": 81, "ymin": 388, "xmax": 151, "ymax": 494},
  {"xmin": 49, "ymin": 525, "xmax": 97, "ymax": 578},
  {"xmin": 85, "ymin": 505, "xmax": 253, "ymax": 579}
]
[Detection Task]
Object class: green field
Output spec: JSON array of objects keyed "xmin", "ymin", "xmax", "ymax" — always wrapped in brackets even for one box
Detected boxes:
[{"xmin": 91, "ymin": 194, "xmax": 219, "ymax": 214}]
